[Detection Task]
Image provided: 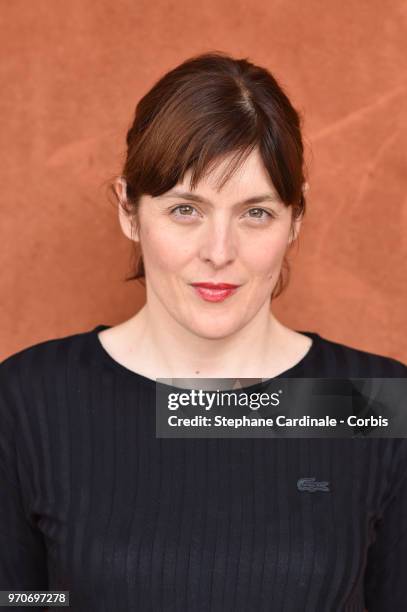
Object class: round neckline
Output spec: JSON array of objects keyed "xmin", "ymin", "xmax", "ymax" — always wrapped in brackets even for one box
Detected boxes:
[{"xmin": 89, "ymin": 324, "xmax": 322, "ymax": 392}]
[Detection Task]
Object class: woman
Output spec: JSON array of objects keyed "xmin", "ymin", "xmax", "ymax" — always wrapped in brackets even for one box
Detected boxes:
[{"xmin": 0, "ymin": 51, "xmax": 406, "ymax": 611}]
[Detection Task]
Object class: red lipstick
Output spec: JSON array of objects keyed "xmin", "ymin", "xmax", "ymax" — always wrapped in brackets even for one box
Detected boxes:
[{"xmin": 190, "ymin": 282, "xmax": 241, "ymax": 302}]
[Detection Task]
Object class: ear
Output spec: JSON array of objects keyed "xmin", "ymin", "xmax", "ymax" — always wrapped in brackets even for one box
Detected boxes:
[
  {"xmin": 115, "ymin": 177, "xmax": 140, "ymax": 242},
  {"xmin": 288, "ymin": 183, "xmax": 308, "ymax": 244},
  {"xmin": 288, "ymin": 214, "xmax": 302, "ymax": 244}
]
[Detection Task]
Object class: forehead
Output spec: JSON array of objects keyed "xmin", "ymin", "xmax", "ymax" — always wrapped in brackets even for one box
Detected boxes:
[{"xmin": 176, "ymin": 148, "xmax": 277, "ymax": 199}]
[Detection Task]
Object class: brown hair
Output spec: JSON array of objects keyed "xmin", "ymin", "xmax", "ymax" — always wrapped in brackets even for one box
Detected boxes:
[{"xmin": 111, "ymin": 50, "xmax": 308, "ymax": 299}]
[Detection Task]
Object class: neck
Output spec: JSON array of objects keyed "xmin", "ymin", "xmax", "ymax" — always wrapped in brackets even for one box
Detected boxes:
[{"xmin": 129, "ymin": 298, "xmax": 294, "ymax": 380}]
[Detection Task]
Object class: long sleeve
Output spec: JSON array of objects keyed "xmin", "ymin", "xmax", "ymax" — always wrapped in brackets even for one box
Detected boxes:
[
  {"xmin": 364, "ymin": 440, "xmax": 407, "ymax": 610},
  {"xmin": 0, "ymin": 360, "xmax": 48, "ymax": 593},
  {"xmin": 0, "ymin": 325, "xmax": 406, "ymax": 610}
]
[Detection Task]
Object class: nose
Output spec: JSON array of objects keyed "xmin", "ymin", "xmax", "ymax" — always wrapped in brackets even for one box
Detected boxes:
[{"xmin": 198, "ymin": 217, "xmax": 237, "ymax": 268}]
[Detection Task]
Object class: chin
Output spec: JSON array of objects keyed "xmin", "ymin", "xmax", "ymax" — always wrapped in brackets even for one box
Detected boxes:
[{"xmin": 185, "ymin": 316, "xmax": 244, "ymax": 340}]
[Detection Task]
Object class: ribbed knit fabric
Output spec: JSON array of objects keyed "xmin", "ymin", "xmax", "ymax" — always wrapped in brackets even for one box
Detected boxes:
[{"xmin": 0, "ymin": 324, "xmax": 406, "ymax": 612}]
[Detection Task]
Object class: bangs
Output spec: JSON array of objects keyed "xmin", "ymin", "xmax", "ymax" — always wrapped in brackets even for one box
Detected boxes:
[{"xmin": 126, "ymin": 89, "xmax": 261, "ymax": 199}]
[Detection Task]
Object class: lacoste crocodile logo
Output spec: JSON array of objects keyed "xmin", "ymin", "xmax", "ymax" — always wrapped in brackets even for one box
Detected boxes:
[{"xmin": 297, "ymin": 477, "xmax": 330, "ymax": 492}]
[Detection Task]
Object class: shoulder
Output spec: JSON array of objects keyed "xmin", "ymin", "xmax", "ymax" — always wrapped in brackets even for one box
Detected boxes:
[
  {"xmin": 314, "ymin": 332, "xmax": 407, "ymax": 377},
  {"xmin": 0, "ymin": 326, "xmax": 95, "ymax": 387},
  {"xmin": 0, "ymin": 326, "xmax": 101, "ymax": 431}
]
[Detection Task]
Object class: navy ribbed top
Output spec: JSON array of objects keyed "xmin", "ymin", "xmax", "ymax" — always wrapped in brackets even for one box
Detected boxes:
[{"xmin": 0, "ymin": 324, "xmax": 406, "ymax": 611}]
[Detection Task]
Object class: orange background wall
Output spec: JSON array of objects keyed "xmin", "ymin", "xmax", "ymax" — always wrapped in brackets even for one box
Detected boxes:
[{"xmin": 1, "ymin": 1, "xmax": 406, "ymax": 363}]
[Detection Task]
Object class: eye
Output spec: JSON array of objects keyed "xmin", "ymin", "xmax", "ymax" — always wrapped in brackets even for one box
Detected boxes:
[
  {"xmin": 170, "ymin": 204, "xmax": 200, "ymax": 219},
  {"xmin": 244, "ymin": 208, "xmax": 275, "ymax": 221}
]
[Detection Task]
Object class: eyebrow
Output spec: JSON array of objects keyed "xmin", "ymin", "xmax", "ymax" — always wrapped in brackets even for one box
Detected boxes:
[{"xmin": 161, "ymin": 189, "xmax": 281, "ymax": 207}]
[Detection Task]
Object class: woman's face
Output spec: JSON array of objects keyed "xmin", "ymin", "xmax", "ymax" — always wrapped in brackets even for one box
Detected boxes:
[{"xmin": 119, "ymin": 148, "xmax": 301, "ymax": 339}]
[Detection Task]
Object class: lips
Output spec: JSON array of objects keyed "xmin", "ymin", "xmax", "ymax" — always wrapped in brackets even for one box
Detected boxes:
[
  {"xmin": 191, "ymin": 283, "xmax": 240, "ymax": 289},
  {"xmin": 190, "ymin": 282, "xmax": 240, "ymax": 302}
]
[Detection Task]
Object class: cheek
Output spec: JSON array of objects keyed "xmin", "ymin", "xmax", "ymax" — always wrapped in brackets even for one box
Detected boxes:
[
  {"xmin": 141, "ymin": 227, "xmax": 193, "ymax": 273},
  {"xmin": 244, "ymin": 234, "xmax": 288, "ymax": 276}
]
